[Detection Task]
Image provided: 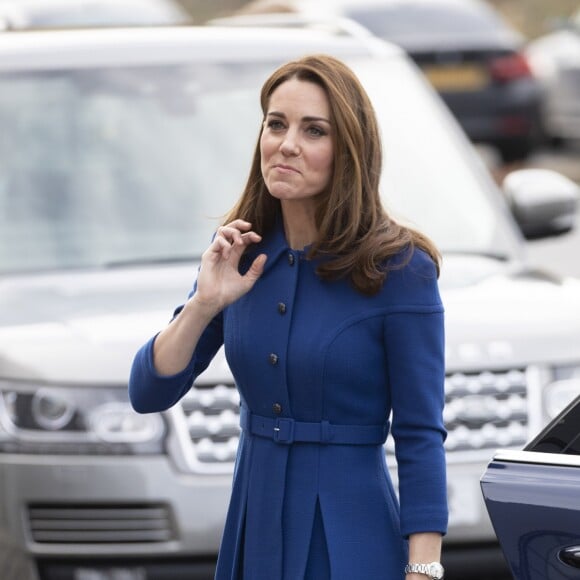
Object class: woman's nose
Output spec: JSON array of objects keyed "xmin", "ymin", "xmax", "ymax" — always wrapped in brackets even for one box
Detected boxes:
[{"xmin": 279, "ymin": 131, "xmax": 300, "ymax": 156}]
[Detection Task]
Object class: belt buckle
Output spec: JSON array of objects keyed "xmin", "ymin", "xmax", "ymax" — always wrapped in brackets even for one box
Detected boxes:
[{"xmin": 273, "ymin": 417, "xmax": 295, "ymax": 444}]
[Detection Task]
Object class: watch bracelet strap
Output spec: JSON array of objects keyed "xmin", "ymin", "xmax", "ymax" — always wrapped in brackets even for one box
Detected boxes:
[
  {"xmin": 405, "ymin": 561, "xmax": 445, "ymax": 577},
  {"xmin": 405, "ymin": 563, "xmax": 430, "ymax": 575}
]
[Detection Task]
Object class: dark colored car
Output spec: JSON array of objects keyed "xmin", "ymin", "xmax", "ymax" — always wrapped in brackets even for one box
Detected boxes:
[
  {"xmin": 234, "ymin": 0, "xmax": 544, "ymax": 162},
  {"xmin": 481, "ymin": 394, "xmax": 580, "ymax": 579}
]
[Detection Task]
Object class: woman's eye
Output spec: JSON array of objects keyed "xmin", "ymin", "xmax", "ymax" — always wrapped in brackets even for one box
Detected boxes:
[
  {"xmin": 267, "ymin": 120, "xmax": 285, "ymax": 130},
  {"xmin": 307, "ymin": 126, "xmax": 326, "ymax": 137}
]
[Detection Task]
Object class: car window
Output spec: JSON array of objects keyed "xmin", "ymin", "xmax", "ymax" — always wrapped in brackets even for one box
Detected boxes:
[
  {"xmin": 345, "ymin": 2, "xmax": 505, "ymax": 43},
  {"xmin": 525, "ymin": 393, "xmax": 580, "ymax": 455},
  {"xmin": 0, "ymin": 54, "xmax": 518, "ymax": 274}
]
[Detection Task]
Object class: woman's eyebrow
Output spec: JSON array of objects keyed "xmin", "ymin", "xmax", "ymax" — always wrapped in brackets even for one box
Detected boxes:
[{"xmin": 267, "ymin": 111, "xmax": 331, "ymax": 124}]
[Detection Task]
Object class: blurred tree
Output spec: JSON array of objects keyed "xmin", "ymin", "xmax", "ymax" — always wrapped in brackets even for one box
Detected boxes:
[
  {"xmin": 487, "ymin": 0, "xmax": 578, "ymax": 38},
  {"xmin": 176, "ymin": 0, "xmax": 249, "ymax": 22},
  {"xmin": 176, "ymin": 0, "xmax": 579, "ymax": 35}
]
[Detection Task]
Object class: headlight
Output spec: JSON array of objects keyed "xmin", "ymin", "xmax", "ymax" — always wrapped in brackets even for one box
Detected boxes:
[
  {"xmin": 544, "ymin": 364, "xmax": 580, "ymax": 420},
  {"xmin": 0, "ymin": 381, "xmax": 165, "ymax": 455}
]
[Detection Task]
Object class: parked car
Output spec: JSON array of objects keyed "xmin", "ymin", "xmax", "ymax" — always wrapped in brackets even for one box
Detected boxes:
[
  {"xmin": 0, "ymin": 0, "xmax": 191, "ymax": 30},
  {"xmin": 481, "ymin": 393, "xmax": 580, "ymax": 579},
  {"xmin": 0, "ymin": 22, "xmax": 578, "ymax": 580},
  {"xmin": 526, "ymin": 8, "xmax": 580, "ymax": 145},
  {"xmin": 232, "ymin": 0, "xmax": 544, "ymax": 162}
]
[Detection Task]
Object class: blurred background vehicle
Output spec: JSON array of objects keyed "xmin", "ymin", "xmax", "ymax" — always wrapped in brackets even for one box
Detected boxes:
[
  {"xmin": 526, "ymin": 7, "xmax": 580, "ymax": 147},
  {"xmin": 230, "ymin": 0, "xmax": 544, "ymax": 163},
  {"xmin": 0, "ymin": 0, "xmax": 192, "ymax": 30},
  {"xmin": 481, "ymin": 394, "xmax": 580, "ymax": 580},
  {"xmin": 0, "ymin": 19, "xmax": 578, "ymax": 580}
]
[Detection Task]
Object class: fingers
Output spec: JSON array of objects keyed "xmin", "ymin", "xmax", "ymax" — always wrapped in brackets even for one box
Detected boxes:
[
  {"xmin": 246, "ymin": 253, "xmax": 267, "ymax": 280},
  {"xmin": 236, "ymin": 253, "xmax": 267, "ymax": 297},
  {"xmin": 216, "ymin": 224, "xmax": 244, "ymax": 247},
  {"xmin": 240, "ymin": 230, "xmax": 262, "ymax": 245},
  {"xmin": 213, "ymin": 221, "xmax": 261, "ymax": 260}
]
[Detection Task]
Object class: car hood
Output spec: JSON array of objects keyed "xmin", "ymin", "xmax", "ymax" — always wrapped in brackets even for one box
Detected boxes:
[
  {"xmin": 0, "ymin": 265, "xmax": 198, "ymax": 384},
  {"xmin": 440, "ymin": 255, "xmax": 580, "ymax": 370},
  {"xmin": 0, "ymin": 257, "xmax": 579, "ymax": 383}
]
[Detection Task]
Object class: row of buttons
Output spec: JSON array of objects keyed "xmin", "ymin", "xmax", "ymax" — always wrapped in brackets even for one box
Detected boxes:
[
  {"xmin": 270, "ymin": 299, "xmax": 287, "ymax": 364},
  {"xmin": 269, "ymin": 252, "xmax": 295, "ymax": 417}
]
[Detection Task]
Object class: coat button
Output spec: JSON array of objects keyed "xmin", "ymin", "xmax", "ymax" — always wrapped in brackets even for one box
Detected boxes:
[
  {"xmin": 287, "ymin": 252, "xmax": 295, "ymax": 266},
  {"xmin": 269, "ymin": 353, "xmax": 279, "ymax": 365},
  {"xmin": 272, "ymin": 403, "xmax": 282, "ymax": 415},
  {"xmin": 277, "ymin": 302, "xmax": 287, "ymax": 314}
]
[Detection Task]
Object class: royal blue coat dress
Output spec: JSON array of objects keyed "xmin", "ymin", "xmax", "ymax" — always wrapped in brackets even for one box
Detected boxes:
[{"xmin": 129, "ymin": 223, "xmax": 448, "ymax": 580}]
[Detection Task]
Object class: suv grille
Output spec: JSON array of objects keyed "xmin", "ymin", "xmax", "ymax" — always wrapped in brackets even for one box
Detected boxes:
[
  {"xmin": 178, "ymin": 368, "xmax": 529, "ymax": 471},
  {"xmin": 27, "ymin": 503, "xmax": 175, "ymax": 544},
  {"xmin": 442, "ymin": 369, "xmax": 529, "ymax": 452},
  {"xmin": 179, "ymin": 383, "xmax": 241, "ymax": 466}
]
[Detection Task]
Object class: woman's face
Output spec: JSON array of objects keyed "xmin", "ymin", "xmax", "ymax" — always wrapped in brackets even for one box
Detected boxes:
[{"xmin": 260, "ymin": 78, "xmax": 334, "ymax": 205}]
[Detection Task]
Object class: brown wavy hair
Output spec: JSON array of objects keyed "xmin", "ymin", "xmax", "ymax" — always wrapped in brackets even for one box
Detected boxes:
[{"xmin": 224, "ymin": 54, "xmax": 440, "ymax": 295}]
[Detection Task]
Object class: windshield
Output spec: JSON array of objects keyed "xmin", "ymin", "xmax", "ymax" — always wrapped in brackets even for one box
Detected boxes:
[
  {"xmin": 345, "ymin": 2, "xmax": 504, "ymax": 43},
  {"xmin": 0, "ymin": 55, "xmax": 518, "ymax": 274}
]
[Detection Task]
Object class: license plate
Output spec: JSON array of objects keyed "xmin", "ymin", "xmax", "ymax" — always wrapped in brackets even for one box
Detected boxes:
[
  {"xmin": 75, "ymin": 568, "xmax": 146, "ymax": 580},
  {"xmin": 422, "ymin": 64, "xmax": 488, "ymax": 91},
  {"xmin": 447, "ymin": 476, "xmax": 481, "ymax": 527}
]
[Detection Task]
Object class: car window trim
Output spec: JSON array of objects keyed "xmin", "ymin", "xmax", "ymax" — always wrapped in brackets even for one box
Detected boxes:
[{"xmin": 492, "ymin": 449, "xmax": 580, "ymax": 468}]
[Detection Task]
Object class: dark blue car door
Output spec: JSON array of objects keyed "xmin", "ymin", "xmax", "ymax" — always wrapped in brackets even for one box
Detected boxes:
[{"xmin": 481, "ymin": 396, "xmax": 580, "ymax": 580}]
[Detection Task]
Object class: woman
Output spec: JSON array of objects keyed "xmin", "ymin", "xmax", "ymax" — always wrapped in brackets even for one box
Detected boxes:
[{"xmin": 129, "ymin": 54, "xmax": 447, "ymax": 580}]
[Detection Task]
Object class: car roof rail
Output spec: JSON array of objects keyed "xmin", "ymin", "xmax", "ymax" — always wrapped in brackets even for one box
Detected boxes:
[{"xmin": 206, "ymin": 12, "xmax": 375, "ymax": 41}]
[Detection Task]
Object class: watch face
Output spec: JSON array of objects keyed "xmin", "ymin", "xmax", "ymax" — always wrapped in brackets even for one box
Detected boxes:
[{"xmin": 428, "ymin": 562, "xmax": 444, "ymax": 579}]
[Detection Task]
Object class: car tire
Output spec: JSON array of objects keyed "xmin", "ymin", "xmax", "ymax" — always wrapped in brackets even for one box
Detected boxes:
[{"xmin": 497, "ymin": 138, "xmax": 534, "ymax": 163}]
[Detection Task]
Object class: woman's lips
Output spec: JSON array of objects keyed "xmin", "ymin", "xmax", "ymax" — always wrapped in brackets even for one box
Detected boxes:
[{"xmin": 273, "ymin": 164, "xmax": 300, "ymax": 174}]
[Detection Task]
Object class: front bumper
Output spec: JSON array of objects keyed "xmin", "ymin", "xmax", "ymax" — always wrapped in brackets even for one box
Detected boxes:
[
  {"xmin": 0, "ymin": 454, "xmax": 232, "ymax": 579},
  {"xmin": 1, "ymin": 453, "xmax": 509, "ymax": 578}
]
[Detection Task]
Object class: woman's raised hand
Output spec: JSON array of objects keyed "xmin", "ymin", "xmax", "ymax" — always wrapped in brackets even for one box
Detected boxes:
[{"xmin": 194, "ymin": 220, "xmax": 267, "ymax": 315}]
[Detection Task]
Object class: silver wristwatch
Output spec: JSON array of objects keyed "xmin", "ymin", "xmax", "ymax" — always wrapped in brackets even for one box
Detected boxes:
[{"xmin": 405, "ymin": 561, "xmax": 444, "ymax": 579}]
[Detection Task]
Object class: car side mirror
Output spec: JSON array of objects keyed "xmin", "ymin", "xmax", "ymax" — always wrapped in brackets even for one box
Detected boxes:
[{"xmin": 502, "ymin": 168, "xmax": 579, "ymax": 240}]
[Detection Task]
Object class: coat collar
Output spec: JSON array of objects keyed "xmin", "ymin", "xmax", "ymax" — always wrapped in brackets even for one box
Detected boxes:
[
  {"xmin": 249, "ymin": 220, "xmax": 290, "ymax": 274},
  {"xmin": 242, "ymin": 214, "xmax": 317, "ymax": 274}
]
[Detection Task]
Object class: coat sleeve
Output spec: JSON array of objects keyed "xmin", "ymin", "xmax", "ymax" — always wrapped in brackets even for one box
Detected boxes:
[
  {"xmin": 383, "ymin": 250, "xmax": 448, "ymax": 538},
  {"xmin": 128, "ymin": 284, "xmax": 224, "ymax": 414}
]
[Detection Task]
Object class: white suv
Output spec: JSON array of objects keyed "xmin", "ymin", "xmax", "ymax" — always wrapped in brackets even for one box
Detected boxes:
[{"xmin": 0, "ymin": 23, "xmax": 578, "ymax": 580}]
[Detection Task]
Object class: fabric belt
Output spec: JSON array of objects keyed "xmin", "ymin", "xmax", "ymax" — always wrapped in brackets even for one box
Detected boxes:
[{"xmin": 240, "ymin": 406, "xmax": 389, "ymax": 446}]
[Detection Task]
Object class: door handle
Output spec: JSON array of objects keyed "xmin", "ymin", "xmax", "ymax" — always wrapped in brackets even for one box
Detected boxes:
[{"xmin": 559, "ymin": 546, "xmax": 580, "ymax": 568}]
